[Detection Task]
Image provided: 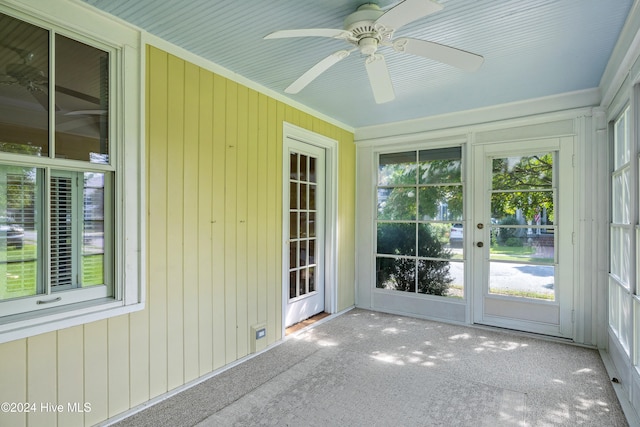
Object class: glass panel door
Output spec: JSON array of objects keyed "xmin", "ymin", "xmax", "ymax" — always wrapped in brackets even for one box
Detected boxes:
[
  {"xmin": 472, "ymin": 139, "xmax": 574, "ymax": 338},
  {"xmin": 284, "ymin": 138, "xmax": 325, "ymax": 327},
  {"xmin": 489, "ymin": 153, "xmax": 556, "ymax": 301},
  {"xmin": 289, "ymin": 152, "xmax": 318, "ymax": 300}
]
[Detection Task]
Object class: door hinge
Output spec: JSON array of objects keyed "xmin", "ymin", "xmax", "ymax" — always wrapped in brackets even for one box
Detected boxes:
[
  {"xmin": 572, "ymin": 154, "xmax": 575, "ymax": 167},
  {"xmin": 572, "ymin": 232, "xmax": 575, "ymax": 245},
  {"xmin": 571, "ymin": 309, "xmax": 575, "ymax": 323}
]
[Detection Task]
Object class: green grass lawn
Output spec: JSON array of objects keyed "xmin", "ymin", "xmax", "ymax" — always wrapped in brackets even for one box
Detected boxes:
[
  {"xmin": 490, "ymin": 288, "xmax": 555, "ymax": 300},
  {"xmin": 490, "ymin": 244, "xmax": 553, "ymax": 264},
  {"xmin": 0, "ymin": 244, "xmax": 104, "ymax": 300}
]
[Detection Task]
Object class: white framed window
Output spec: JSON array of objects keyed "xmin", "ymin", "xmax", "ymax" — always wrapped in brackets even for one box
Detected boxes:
[
  {"xmin": 375, "ymin": 147, "xmax": 465, "ymax": 298},
  {"xmin": 610, "ymin": 105, "xmax": 634, "ymax": 355},
  {"xmin": 0, "ymin": 3, "xmax": 143, "ymax": 342}
]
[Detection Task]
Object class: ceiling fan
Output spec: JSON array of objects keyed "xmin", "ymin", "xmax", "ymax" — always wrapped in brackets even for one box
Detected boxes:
[
  {"xmin": 264, "ymin": 0, "xmax": 484, "ymax": 104},
  {"xmin": 0, "ymin": 42, "xmax": 52, "ymax": 110}
]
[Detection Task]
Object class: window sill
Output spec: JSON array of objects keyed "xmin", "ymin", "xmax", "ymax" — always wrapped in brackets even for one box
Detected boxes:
[{"xmin": 0, "ymin": 298, "xmax": 144, "ymax": 344}]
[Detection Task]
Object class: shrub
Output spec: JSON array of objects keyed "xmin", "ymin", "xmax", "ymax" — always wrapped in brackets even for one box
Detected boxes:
[
  {"xmin": 497, "ymin": 216, "xmax": 522, "ymax": 245},
  {"xmin": 377, "ymin": 223, "xmax": 453, "ymax": 296},
  {"xmin": 504, "ymin": 237, "xmax": 522, "ymax": 247}
]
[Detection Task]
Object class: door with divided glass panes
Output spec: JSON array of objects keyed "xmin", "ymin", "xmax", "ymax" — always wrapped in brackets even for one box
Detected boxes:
[
  {"xmin": 284, "ymin": 138, "xmax": 325, "ymax": 328},
  {"xmin": 471, "ymin": 138, "xmax": 574, "ymax": 338}
]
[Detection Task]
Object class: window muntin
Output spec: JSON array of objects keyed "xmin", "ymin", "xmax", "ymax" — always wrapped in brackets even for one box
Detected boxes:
[
  {"xmin": 0, "ymin": 11, "xmax": 113, "ymax": 318},
  {"xmin": 375, "ymin": 147, "xmax": 464, "ymax": 298}
]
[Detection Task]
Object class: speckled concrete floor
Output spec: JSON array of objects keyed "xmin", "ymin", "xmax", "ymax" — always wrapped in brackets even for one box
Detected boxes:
[{"xmin": 112, "ymin": 309, "xmax": 628, "ymax": 427}]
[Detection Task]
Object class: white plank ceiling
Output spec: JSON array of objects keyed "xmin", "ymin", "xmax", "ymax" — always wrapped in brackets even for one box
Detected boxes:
[{"xmin": 82, "ymin": 0, "xmax": 634, "ymax": 128}]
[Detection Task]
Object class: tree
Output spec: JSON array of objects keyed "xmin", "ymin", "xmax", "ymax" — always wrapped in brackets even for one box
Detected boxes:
[{"xmin": 491, "ymin": 154, "xmax": 554, "ymax": 223}]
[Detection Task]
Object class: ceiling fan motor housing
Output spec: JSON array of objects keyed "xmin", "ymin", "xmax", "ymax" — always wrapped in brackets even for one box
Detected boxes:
[
  {"xmin": 344, "ymin": 4, "xmax": 385, "ymax": 55},
  {"xmin": 344, "ymin": 4, "xmax": 384, "ymax": 35}
]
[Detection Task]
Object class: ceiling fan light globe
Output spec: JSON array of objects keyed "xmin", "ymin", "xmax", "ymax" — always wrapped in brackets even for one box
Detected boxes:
[{"xmin": 359, "ymin": 37, "xmax": 378, "ymax": 55}]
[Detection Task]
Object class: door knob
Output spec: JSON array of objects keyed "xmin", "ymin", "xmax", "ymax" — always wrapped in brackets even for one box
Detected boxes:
[{"xmin": 477, "ymin": 242, "xmax": 484, "ymax": 248}]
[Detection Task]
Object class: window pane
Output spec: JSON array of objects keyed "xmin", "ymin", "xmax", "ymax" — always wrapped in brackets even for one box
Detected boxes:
[
  {"xmin": 418, "ymin": 147, "xmax": 461, "ymax": 184},
  {"xmin": 417, "ymin": 260, "xmax": 453, "ymax": 296},
  {"xmin": 377, "ymin": 187, "xmax": 416, "ymax": 220},
  {"xmin": 289, "ymin": 153, "xmax": 298, "ymax": 180},
  {"xmin": 309, "ymin": 157, "xmax": 316, "ymax": 183},
  {"xmin": 290, "ymin": 182, "xmax": 298, "ymax": 209},
  {"xmin": 489, "ymin": 262, "xmax": 555, "ymax": 300},
  {"xmin": 417, "ymin": 223, "xmax": 452, "ymax": 260},
  {"xmin": 0, "ymin": 13, "xmax": 49, "ymax": 157},
  {"xmin": 82, "ymin": 172, "xmax": 104, "ymax": 286},
  {"xmin": 447, "ymin": 223, "xmax": 464, "ymax": 253},
  {"xmin": 289, "ymin": 270, "xmax": 297, "ymax": 299},
  {"xmin": 491, "ymin": 191, "xmax": 554, "ymax": 227},
  {"xmin": 299, "ymin": 155, "xmax": 308, "ymax": 181},
  {"xmin": 377, "ymin": 223, "xmax": 415, "ymax": 256},
  {"xmin": 289, "ymin": 212, "xmax": 297, "ymax": 239},
  {"xmin": 308, "ymin": 266, "xmax": 315, "ymax": 292},
  {"xmin": 376, "ymin": 257, "xmax": 415, "ymax": 292},
  {"xmin": 0, "ymin": 165, "xmax": 41, "ymax": 301},
  {"xmin": 490, "ymin": 227, "xmax": 555, "ymax": 265},
  {"xmin": 55, "ymin": 34, "xmax": 109, "ymax": 163},
  {"xmin": 418, "ymin": 186, "xmax": 463, "ymax": 221},
  {"xmin": 612, "ymin": 168, "xmax": 631, "ymax": 224},
  {"xmin": 614, "ymin": 107, "xmax": 630, "ymax": 169},
  {"xmin": 378, "ymin": 151, "xmax": 416, "ymax": 186},
  {"xmin": 492, "ymin": 154, "xmax": 553, "ymax": 190}
]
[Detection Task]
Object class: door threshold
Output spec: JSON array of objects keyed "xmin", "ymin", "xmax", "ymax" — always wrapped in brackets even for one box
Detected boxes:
[
  {"xmin": 472, "ymin": 323, "xmax": 581, "ymax": 346},
  {"xmin": 285, "ymin": 312, "xmax": 330, "ymax": 336}
]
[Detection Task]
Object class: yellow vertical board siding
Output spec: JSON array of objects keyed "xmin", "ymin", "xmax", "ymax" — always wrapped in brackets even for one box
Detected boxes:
[
  {"xmin": 256, "ymin": 93, "xmax": 269, "ymax": 328},
  {"xmin": 26, "ymin": 333, "xmax": 57, "ymax": 427},
  {"xmin": 246, "ymin": 89, "xmax": 259, "ymax": 333},
  {"xmin": 83, "ymin": 320, "xmax": 108, "ymax": 426},
  {"xmin": 0, "ymin": 339, "xmax": 26, "ymax": 427},
  {"xmin": 182, "ymin": 61, "xmax": 201, "ymax": 383},
  {"xmin": 211, "ymin": 73, "xmax": 227, "ymax": 370},
  {"xmin": 166, "ymin": 54, "xmax": 186, "ymax": 390},
  {"xmin": 147, "ymin": 46, "xmax": 169, "ymax": 398},
  {"xmin": 275, "ymin": 102, "xmax": 285, "ymax": 337},
  {"xmin": 236, "ymin": 84, "xmax": 249, "ymax": 358},
  {"xmin": 197, "ymin": 68, "xmax": 214, "ymax": 376},
  {"xmin": 128, "ymin": 308, "xmax": 150, "ymax": 407},
  {"xmin": 266, "ymin": 97, "xmax": 278, "ymax": 344},
  {"xmin": 57, "ymin": 326, "xmax": 84, "ymax": 427},
  {"xmin": 224, "ymin": 79, "xmax": 238, "ymax": 364},
  {"xmin": 107, "ymin": 316, "xmax": 130, "ymax": 417}
]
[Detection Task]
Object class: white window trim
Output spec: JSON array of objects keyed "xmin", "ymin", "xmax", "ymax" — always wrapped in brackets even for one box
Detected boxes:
[{"xmin": 0, "ymin": 0, "xmax": 144, "ymax": 343}]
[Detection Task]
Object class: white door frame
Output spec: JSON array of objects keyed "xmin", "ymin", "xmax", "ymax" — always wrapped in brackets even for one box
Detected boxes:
[
  {"xmin": 282, "ymin": 122, "xmax": 338, "ymax": 333},
  {"xmin": 470, "ymin": 137, "xmax": 575, "ymax": 338}
]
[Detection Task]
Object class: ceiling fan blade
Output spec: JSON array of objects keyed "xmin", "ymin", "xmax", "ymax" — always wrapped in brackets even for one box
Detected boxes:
[
  {"xmin": 56, "ymin": 84, "xmax": 101, "ymax": 105},
  {"xmin": 376, "ymin": 0, "xmax": 443, "ymax": 31},
  {"xmin": 30, "ymin": 89, "xmax": 50, "ymax": 111},
  {"xmin": 285, "ymin": 50, "xmax": 351, "ymax": 94},
  {"xmin": 264, "ymin": 29, "xmax": 351, "ymax": 40},
  {"xmin": 365, "ymin": 54, "xmax": 395, "ymax": 104},
  {"xmin": 393, "ymin": 37, "xmax": 484, "ymax": 72}
]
